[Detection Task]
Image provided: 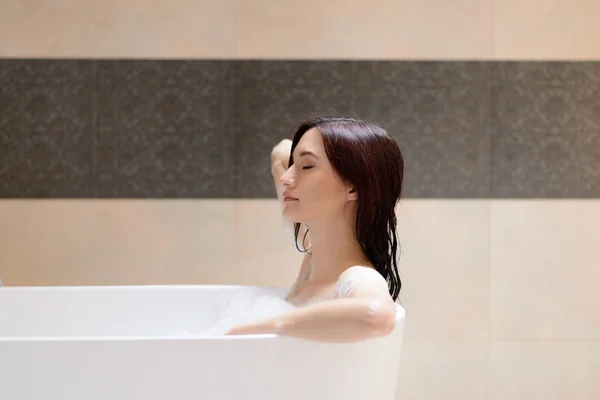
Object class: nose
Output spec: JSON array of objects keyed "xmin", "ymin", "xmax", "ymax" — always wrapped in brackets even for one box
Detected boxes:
[{"xmin": 278, "ymin": 165, "xmax": 295, "ymax": 187}]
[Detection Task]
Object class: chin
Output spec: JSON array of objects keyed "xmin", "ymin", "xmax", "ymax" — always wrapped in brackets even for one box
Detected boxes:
[
  {"xmin": 282, "ymin": 204, "xmax": 302, "ymax": 223},
  {"xmin": 281, "ymin": 208, "xmax": 297, "ymax": 222}
]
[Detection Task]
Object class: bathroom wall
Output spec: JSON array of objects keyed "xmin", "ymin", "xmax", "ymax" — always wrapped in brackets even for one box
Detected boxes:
[{"xmin": 1, "ymin": 1, "xmax": 599, "ymax": 399}]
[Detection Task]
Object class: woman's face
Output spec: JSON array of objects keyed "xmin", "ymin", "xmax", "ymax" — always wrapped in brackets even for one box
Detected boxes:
[{"xmin": 279, "ymin": 128, "xmax": 356, "ymax": 224}]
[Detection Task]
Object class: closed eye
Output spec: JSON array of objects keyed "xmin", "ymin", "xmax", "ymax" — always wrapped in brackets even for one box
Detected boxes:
[{"xmin": 302, "ymin": 166, "xmax": 314, "ymax": 170}]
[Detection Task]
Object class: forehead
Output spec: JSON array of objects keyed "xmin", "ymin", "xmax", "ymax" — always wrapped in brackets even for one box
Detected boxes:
[{"xmin": 294, "ymin": 127, "xmax": 324, "ymax": 154}]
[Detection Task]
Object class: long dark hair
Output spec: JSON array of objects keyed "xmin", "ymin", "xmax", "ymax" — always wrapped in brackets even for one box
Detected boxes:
[{"xmin": 288, "ymin": 116, "xmax": 404, "ymax": 301}]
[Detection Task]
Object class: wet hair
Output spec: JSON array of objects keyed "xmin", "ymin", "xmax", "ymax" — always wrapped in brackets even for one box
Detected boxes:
[{"xmin": 288, "ymin": 116, "xmax": 404, "ymax": 301}]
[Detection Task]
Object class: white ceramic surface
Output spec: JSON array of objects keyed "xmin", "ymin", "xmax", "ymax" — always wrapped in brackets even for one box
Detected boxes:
[{"xmin": 0, "ymin": 285, "xmax": 405, "ymax": 400}]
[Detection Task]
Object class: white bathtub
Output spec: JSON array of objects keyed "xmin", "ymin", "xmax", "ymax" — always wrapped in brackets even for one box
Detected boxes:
[{"xmin": 0, "ymin": 285, "xmax": 405, "ymax": 400}]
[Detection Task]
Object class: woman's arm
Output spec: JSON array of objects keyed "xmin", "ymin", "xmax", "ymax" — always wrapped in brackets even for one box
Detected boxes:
[
  {"xmin": 226, "ymin": 267, "xmax": 397, "ymax": 343},
  {"xmin": 270, "ymin": 139, "xmax": 291, "ymax": 203},
  {"xmin": 226, "ymin": 297, "xmax": 396, "ymax": 343},
  {"xmin": 271, "ymin": 139, "xmax": 310, "ymax": 245},
  {"xmin": 271, "ymin": 158, "xmax": 287, "ymax": 203}
]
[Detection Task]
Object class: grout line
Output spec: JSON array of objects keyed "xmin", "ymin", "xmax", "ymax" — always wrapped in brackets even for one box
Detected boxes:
[
  {"xmin": 490, "ymin": 0, "xmax": 495, "ymax": 58},
  {"xmin": 403, "ymin": 338, "xmax": 600, "ymax": 343},
  {"xmin": 232, "ymin": 0, "xmax": 238, "ymax": 58},
  {"xmin": 488, "ymin": 0, "xmax": 495, "ymax": 343},
  {"xmin": 488, "ymin": 200, "xmax": 493, "ymax": 344},
  {"xmin": 487, "ymin": 194, "xmax": 493, "ymax": 397},
  {"xmin": 490, "ymin": 338, "xmax": 600, "ymax": 343}
]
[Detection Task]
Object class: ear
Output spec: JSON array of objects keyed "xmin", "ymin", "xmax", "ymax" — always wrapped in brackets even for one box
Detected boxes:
[{"xmin": 347, "ymin": 186, "xmax": 358, "ymax": 201}]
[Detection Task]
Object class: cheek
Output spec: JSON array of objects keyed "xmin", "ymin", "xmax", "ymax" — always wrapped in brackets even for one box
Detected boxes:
[
  {"xmin": 295, "ymin": 172, "xmax": 348, "ymax": 216},
  {"xmin": 307, "ymin": 182, "xmax": 347, "ymax": 211}
]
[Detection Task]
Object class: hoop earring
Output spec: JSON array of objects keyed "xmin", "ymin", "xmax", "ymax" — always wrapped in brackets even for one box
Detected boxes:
[{"xmin": 295, "ymin": 224, "xmax": 312, "ymax": 255}]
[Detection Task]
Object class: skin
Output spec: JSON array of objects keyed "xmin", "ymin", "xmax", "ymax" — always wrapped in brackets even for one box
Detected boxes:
[{"xmin": 226, "ymin": 128, "xmax": 396, "ymax": 343}]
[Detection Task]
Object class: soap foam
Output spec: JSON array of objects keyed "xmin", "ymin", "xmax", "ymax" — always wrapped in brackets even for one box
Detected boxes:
[
  {"xmin": 167, "ymin": 288, "xmax": 296, "ymax": 337},
  {"xmin": 203, "ymin": 288, "xmax": 297, "ymax": 336}
]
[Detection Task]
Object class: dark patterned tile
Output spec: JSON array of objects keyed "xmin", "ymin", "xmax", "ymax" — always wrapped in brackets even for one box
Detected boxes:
[
  {"xmin": 0, "ymin": 60, "xmax": 96, "ymax": 197},
  {"xmin": 491, "ymin": 62, "xmax": 600, "ymax": 198},
  {"xmin": 4, "ymin": 59, "xmax": 600, "ymax": 199},
  {"xmin": 353, "ymin": 62, "xmax": 492, "ymax": 198},
  {"xmin": 95, "ymin": 60, "xmax": 235, "ymax": 198},
  {"xmin": 0, "ymin": 60, "xmax": 21, "ymax": 131},
  {"xmin": 233, "ymin": 61, "xmax": 354, "ymax": 198}
]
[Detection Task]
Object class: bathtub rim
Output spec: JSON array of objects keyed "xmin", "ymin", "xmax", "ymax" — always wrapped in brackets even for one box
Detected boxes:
[
  {"xmin": 0, "ymin": 283, "xmax": 288, "ymax": 292},
  {"xmin": 0, "ymin": 284, "xmax": 406, "ymax": 342}
]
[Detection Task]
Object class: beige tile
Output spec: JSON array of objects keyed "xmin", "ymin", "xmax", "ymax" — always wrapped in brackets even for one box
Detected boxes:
[
  {"xmin": 396, "ymin": 340, "xmax": 489, "ymax": 400},
  {"xmin": 0, "ymin": 200, "xmax": 235, "ymax": 286},
  {"xmin": 493, "ymin": 0, "xmax": 600, "ymax": 59},
  {"xmin": 490, "ymin": 341, "xmax": 596, "ymax": 400},
  {"xmin": 233, "ymin": 200, "xmax": 303, "ymax": 287},
  {"xmin": 396, "ymin": 200, "xmax": 490, "ymax": 340},
  {"xmin": 491, "ymin": 200, "xmax": 600, "ymax": 340},
  {"xmin": 235, "ymin": 0, "xmax": 492, "ymax": 59},
  {"xmin": 0, "ymin": 1, "xmax": 234, "ymax": 58},
  {"xmin": 393, "ymin": 0, "xmax": 492, "ymax": 60}
]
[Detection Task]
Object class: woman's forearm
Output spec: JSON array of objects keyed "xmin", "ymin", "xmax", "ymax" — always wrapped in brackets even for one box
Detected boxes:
[
  {"xmin": 278, "ymin": 298, "xmax": 396, "ymax": 342},
  {"xmin": 271, "ymin": 158, "xmax": 287, "ymax": 177},
  {"xmin": 271, "ymin": 159, "xmax": 287, "ymax": 203},
  {"xmin": 271, "ymin": 158, "xmax": 294, "ymax": 236},
  {"xmin": 228, "ymin": 298, "xmax": 396, "ymax": 343}
]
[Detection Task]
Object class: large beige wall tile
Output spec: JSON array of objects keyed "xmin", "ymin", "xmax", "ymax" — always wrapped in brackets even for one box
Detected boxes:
[
  {"xmin": 392, "ymin": 0, "xmax": 492, "ymax": 60},
  {"xmin": 490, "ymin": 341, "xmax": 597, "ymax": 400},
  {"xmin": 0, "ymin": 1, "xmax": 234, "ymax": 58},
  {"xmin": 494, "ymin": 0, "xmax": 600, "ymax": 59},
  {"xmin": 396, "ymin": 340, "xmax": 489, "ymax": 400},
  {"xmin": 235, "ymin": 0, "xmax": 492, "ymax": 59},
  {"xmin": 491, "ymin": 200, "xmax": 600, "ymax": 340},
  {"xmin": 396, "ymin": 200, "xmax": 490, "ymax": 340},
  {"xmin": 0, "ymin": 200, "xmax": 235, "ymax": 286},
  {"xmin": 233, "ymin": 200, "xmax": 303, "ymax": 287}
]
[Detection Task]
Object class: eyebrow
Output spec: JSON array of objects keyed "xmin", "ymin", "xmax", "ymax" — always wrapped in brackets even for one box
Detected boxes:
[{"xmin": 296, "ymin": 150, "xmax": 320, "ymax": 159}]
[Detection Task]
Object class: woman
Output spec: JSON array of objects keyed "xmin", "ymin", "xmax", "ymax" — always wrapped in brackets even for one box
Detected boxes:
[{"xmin": 227, "ymin": 116, "xmax": 404, "ymax": 343}]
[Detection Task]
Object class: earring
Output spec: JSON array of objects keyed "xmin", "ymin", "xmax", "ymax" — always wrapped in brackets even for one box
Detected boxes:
[{"xmin": 295, "ymin": 224, "xmax": 312, "ymax": 254}]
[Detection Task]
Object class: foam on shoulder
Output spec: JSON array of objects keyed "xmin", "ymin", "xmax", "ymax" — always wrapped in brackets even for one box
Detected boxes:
[{"xmin": 335, "ymin": 266, "xmax": 389, "ymax": 299}]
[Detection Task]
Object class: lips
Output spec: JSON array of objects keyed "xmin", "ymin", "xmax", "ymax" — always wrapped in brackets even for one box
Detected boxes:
[{"xmin": 283, "ymin": 191, "xmax": 298, "ymax": 202}]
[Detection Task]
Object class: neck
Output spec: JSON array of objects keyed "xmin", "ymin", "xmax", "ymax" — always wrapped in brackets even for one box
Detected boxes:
[{"xmin": 304, "ymin": 215, "xmax": 370, "ymax": 282}]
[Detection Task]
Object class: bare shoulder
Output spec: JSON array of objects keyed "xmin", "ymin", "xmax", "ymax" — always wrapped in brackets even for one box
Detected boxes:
[{"xmin": 335, "ymin": 265, "xmax": 390, "ymax": 299}]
